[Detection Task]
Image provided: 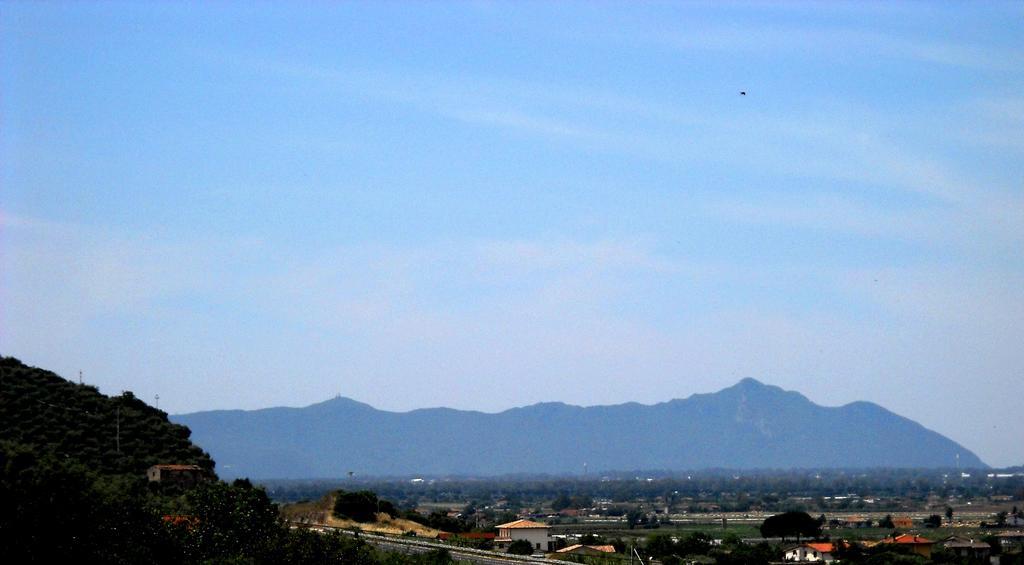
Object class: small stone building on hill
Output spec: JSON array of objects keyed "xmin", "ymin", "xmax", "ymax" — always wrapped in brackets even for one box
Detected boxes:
[{"xmin": 147, "ymin": 464, "xmax": 205, "ymax": 487}]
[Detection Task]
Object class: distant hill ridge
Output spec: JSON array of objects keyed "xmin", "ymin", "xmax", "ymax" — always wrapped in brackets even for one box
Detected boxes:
[{"xmin": 173, "ymin": 377, "xmax": 985, "ymax": 478}]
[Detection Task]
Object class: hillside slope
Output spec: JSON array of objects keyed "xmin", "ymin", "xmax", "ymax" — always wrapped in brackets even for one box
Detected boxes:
[
  {"xmin": 174, "ymin": 378, "xmax": 985, "ymax": 478},
  {"xmin": 0, "ymin": 356, "xmax": 215, "ymax": 476}
]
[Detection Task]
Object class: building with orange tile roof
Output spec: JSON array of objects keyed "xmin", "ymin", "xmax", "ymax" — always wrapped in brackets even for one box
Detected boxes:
[
  {"xmin": 783, "ymin": 542, "xmax": 838, "ymax": 562},
  {"xmin": 878, "ymin": 533, "xmax": 935, "ymax": 558},
  {"xmin": 495, "ymin": 519, "xmax": 550, "ymax": 552}
]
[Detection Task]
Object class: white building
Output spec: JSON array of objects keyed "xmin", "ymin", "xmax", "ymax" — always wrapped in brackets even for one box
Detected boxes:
[
  {"xmin": 495, "ymin": 519, "xmax": 551, "ymax": 552},
  {"xmin": 783, "ymin": 543, "xmax": 836, "ymax": 562}
]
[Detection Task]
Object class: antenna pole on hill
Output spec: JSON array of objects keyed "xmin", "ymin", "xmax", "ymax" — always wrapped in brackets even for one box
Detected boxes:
[
  {"xmin": 79, "ymin": 370, "xmax": 83, "ymax": 385},
  {"xmin": 116, "ymin": 405, "xmax": 121, "ymax": 454},
  {"xmin": 155, "ymin": 394, "xmax": 159, "ymax": 410}
]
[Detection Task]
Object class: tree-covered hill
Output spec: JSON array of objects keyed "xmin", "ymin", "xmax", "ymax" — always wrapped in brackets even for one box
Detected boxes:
[
  {"xmin": 0, "ymin": 355, "xmax": 214, "ymax": 477},
  {"xmin": 1, "ymin": 355, "xmax": 453, "ymax": 563}
]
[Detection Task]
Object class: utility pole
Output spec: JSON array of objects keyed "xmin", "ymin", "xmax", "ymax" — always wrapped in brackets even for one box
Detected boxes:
[
  {"xmin": 116, "ymin": 405, "xmax": 121, "ymax": 454},
  {"xmin": 79, "ymin": 370, "xmax": 83, "ymax": 385},
  {"xmin": 155, "ymin": 394, "xmax": 159, "ymax": 410}
]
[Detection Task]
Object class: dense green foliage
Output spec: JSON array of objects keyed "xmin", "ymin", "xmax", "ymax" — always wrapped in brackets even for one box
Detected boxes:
[
  {"xmin": 1, "ymin": 441, "xmax": 173, "ymax": 563},
  {"xmin": 0, "ymin": 356, "xmax": 215, "ymax": 476},
  {"xmin": 507, "ymin": 539, "xmax": 535, "ymax": 555},
  {"xmin": 0, "ymin": 356, "xmax": 458, "ymax": 563},
  {"xmin": 640, "ymin": 532, "xmax": 775, "ymax": 565},
  {"xmin": 552, "ymin": 493, "xmax": 592, "ymax": 511},
  {"xmin": 1, "ymin": 430, "xmax": 402, "ymax": 563},
  {"xmin": 759, "ymin": 511, "xmax": 823, "ymax": 540},
  {"xmin": 333, "ymin": 489, "xmax": 397, "ymax": 522}
]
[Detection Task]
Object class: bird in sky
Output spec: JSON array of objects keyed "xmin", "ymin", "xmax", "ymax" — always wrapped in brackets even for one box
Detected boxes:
[{"xmin": 740, "ymin": 91, "xmax": 747, "ymax": 96}]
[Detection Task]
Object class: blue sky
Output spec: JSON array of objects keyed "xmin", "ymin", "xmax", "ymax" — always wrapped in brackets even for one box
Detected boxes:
[{"xmin": 2, "ymin": 2, "xmax": 1022, "ymax": 467}]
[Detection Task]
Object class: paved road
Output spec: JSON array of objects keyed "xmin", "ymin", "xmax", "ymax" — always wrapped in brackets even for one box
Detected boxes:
[
  {"xmin": 369, "ymin": 537, "xmax": 541, "ymax": 565},
  {"xmin": 295, "ymin": 523, "xmax": 564, "ymax": 565}
]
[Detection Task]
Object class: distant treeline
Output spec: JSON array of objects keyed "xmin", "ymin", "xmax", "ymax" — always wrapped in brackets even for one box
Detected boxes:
[{"xmin": 263, "ymin": 468, "xmax": 1024, "ymax": 510}]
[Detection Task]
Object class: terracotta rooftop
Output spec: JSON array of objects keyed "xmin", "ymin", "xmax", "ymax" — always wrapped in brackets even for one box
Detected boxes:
[
  {"xmin": 496, "ymin": 519, "xmax": 548, "ymax": 529},
  {"xmin": 884, "ymin": 534, "xmax": 935, "ymax": 545}
]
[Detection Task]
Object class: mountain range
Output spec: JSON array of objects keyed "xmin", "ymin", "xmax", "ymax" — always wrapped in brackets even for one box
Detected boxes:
[{"xmin": 172, "ymin": 378, "xmax": 985, "ymax": 478}]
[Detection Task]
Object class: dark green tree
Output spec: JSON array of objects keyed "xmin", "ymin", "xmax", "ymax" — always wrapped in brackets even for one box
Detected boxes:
[
  {"xmin": 714, "ymin": 540, "xmax": 775, "ymax": 565},
  {"xmin": 626, "ymin": 509, "xmax": 648, "ymax": 529},
  {"xmin": 508, "ymin": 539, "xmax": 534, "ymax": 555},
  {"xmin": 268, "ymin": 528, "xmax": 379, "ymax": 564},
  {"xmin": 677, "ymin": 531, "xmax": 713, "ymax": 557},
  {"xmin": 645, "ymin": 533, "xmax": 677, "ymax": 558},
  {"xmin": 177, "ymin": 479, "xmax": 281, "ymax": 562},
  {"xmin": 759, "ymin": 511, "xmax": 821, "ymax": 541},
  {"xmin": 0, "ymin": 441, "xmax": 176, "ymax": 564},
  {"xmin": 333, "ymin": 490, "xmax": 394, "ymax": 522},
  {"xmin": 551, "ymin": 493, "xmax": 572, "ymax": 511}
]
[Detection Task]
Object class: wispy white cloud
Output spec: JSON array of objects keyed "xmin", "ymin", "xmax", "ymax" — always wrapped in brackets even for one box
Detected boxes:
[
  {"xmin": 705, "ymin": 193, "xmax": 933, "ymax": 239},
  {"xmin": 976, "ymin": 96, "xmax": 1024, "ymax": 124},
  {"xmin": 613, "ymin": 22, "xmax": 1023, "ymax": 73},
  {"xmin": 242, "ymin": 52, "xmax": 1005, "ymax": 198},
  {"xmin": 442, "ymin": 108, "xmax": 607, "ymax": 142}
]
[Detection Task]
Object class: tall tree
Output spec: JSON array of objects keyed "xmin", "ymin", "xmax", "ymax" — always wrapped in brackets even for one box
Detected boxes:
[{"xmin": 759, "ymin": 511, "xmax": 821, "ymax": 541}]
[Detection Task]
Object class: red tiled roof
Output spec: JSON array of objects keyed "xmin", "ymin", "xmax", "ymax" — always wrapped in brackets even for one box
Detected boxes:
[
  {"xmin": 161, "ymin": 515, "xmax": 200, "ymax": 528},
  {"xmin": 496, "ymin": 519, "xmax": 548, "ymax": 529},
  {"xmin": 884, "ymin": 534, "xmax": 934, "ymax": 545},
  {"xmin": 790, "ymin": 541, "xmax": 849, "ymax": 553}
]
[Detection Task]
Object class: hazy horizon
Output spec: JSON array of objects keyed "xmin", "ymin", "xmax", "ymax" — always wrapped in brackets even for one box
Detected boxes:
[{"xmin": 2, "ymin": 2, "xmax": 1022, "ymax": 467}]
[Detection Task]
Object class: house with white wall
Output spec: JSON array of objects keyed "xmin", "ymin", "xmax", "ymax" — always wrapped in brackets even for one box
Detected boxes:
[
  {"xmin": 495, "ymin": 519, "xmax": 550, "ymax": 552},
  {"xmin": 784, "ymin": 542, "xmax": 836, "ymax": 562}
]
